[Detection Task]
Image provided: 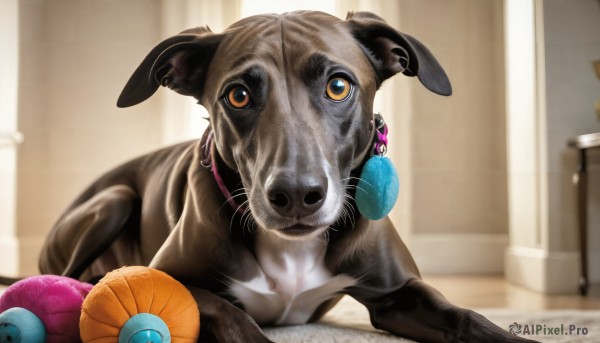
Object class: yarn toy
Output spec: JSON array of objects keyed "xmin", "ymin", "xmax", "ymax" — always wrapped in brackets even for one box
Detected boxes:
[
  {"xmin": 0, "ymin": 275, "xmax": 93, "ymax": 343},
  {"xmin": 355, "ymin": 115, "xmax": 400, "ymax": 220},
  {"xmin": 79, "ymin": 266, "xmax": 200, "ymax": 343}
]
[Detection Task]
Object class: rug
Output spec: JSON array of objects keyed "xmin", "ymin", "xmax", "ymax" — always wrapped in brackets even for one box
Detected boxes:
[{"xmin": 264, "ymin": 296, "xmax": 600, "ymax": 342}]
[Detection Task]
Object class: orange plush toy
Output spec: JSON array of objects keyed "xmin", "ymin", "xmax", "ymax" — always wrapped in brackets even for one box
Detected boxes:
[{"xmin": 79, "ymin": 266, "xmax": 200, "ymax": 343}]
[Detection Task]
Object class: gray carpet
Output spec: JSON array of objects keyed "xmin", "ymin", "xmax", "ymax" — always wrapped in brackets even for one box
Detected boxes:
[{"xmin": 264, "ymin": 296, "xmax": 600, "ymax": 342}]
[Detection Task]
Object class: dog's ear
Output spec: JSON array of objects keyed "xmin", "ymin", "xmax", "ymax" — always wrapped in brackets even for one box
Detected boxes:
[
  {"xmin": 346, "ymin": 12, "xmax": 452, "ymax": 96},
  {"xmin": 117, "ymin": 27, "xmax": 224, "ymax": 108}
]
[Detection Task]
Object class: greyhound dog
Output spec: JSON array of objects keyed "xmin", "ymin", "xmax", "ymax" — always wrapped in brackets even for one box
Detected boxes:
[{"xmin": 39, "ymin": 11, "xmax": 537, "ymax": 343}]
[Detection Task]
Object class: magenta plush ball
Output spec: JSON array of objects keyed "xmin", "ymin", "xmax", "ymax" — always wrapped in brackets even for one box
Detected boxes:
[{"xmin": 0, "ymin": 275, "xmax": 93, "ymax": 343}]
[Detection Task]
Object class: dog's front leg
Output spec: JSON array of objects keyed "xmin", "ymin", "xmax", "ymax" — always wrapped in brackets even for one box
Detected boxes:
[
  {"xmin": 339, "ymin": 218, "xmax": 538, "ymax": 343},
  {"xmin": 186, "ymin": 287, "xmax": 274, "ymax": 343},
  {"xmin": 364, "ymin": 278, "xmax": 539, "ymax": 343}
]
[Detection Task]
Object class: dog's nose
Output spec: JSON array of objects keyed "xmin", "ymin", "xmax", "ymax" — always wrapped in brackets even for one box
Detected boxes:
[{"xmin": 266, "ymin": 174, "xmax": 327, "ymax": 217}]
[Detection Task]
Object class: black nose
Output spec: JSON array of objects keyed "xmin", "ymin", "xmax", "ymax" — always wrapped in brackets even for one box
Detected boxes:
[{"xmin": 266, "ymin": 173, "xmax": 327, "ymax": 217}]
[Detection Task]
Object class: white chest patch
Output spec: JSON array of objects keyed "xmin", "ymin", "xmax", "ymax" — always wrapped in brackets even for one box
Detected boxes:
[{"xmin": 228, "ymin": 234, "xmax": 356, "ymax": 325}]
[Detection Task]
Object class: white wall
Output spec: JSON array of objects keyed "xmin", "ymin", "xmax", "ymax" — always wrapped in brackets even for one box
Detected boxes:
[{"xmin": 0, "ymin": 0, "xmax": 21, "ymax": 276}]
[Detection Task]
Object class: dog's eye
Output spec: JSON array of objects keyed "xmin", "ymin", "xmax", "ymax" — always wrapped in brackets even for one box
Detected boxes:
[
  {"xmin": 226, "ymin": 86, "xmax": 252, "ymax": 109},
  {"xmin": 326, "ymin": 77, "xmax": 352, "ymax": 101}
]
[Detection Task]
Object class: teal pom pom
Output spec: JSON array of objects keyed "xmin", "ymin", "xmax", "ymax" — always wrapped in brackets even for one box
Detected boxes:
[
  {"xmin": 0, "ymin": 307, "xmax": 46, "ymax": 343},
  {"xmin": 355, "ymin": 155, "xmax": 399, "ymax": 220},
  {"xmin": 129, "ymin": 330, "xmax": 163, "ymax": 343},
  {"xmin": 119, "ymin": 313, "xmax": 170, "ymax": 343}
]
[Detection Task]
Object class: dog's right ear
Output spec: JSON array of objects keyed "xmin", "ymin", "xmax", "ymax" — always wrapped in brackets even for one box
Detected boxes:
[{"xmin": 117, "ymin": 27, "xmax": 223, "ymax": 108}]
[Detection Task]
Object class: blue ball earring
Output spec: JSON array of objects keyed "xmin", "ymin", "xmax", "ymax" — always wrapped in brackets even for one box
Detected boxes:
[{"xmin": 355, "ymin": 116, "xmax": 400, "ymax": 220}]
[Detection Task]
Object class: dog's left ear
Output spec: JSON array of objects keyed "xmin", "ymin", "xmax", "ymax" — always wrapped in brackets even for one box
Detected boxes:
[
  {"xmin": 117, "ymin": 27, "xmax": 224, "ymax": 108},
  {"xmin": 346, "ymin": 12, "xmax": 452, "ymax": 96}
]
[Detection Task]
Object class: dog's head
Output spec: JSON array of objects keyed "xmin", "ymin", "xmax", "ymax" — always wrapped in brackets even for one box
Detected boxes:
[{"xmin": 118, "ymin": 11, "xmax": 451, "ymax": 240}]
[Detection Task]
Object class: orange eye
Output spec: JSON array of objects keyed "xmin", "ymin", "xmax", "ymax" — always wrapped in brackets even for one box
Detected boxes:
[
  {"xmin": 326, "ymin": 77, "xmax": 351, "ymax": 101},
  {"xmin": 227, "ymin": 86, "xmax": 251, "ymax": 109}
]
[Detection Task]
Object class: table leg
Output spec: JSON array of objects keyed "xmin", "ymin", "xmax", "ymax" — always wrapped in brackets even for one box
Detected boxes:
[{"xmin": 574, "ymin": 148, "xmax": 588, "ymax": 295}]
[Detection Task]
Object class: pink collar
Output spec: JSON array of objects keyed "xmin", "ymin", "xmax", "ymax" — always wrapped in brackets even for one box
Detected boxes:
[{"xmin": 202, "ymin": 130, "xmax": 246, "ymax": 214}]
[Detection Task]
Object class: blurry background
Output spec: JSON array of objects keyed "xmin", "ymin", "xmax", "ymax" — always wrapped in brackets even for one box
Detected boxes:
[{"xmin": 0, "ymin": 0, "xmax": 598, "ymax": 297}]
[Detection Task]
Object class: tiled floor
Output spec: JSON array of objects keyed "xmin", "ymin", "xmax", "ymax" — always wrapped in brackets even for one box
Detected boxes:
[{"xmin": 1, "ymin": 275, "xmax": 599, "ymax": 310}]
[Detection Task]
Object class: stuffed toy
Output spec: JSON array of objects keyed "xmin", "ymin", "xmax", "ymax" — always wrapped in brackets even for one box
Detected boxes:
[
  {"xmin": 355, "ymin": 116, "xmax": 400, "ymax": 220},
  {"xmin": 356, "ymin": 154, "xmax": 400, "ymax": 220},
  {"xmin": 79, "ymin": 266, "xmax": 200, "ymax": 343},
  {"xmin": 0, "ymin": 275, "xmax": 93, "ymax": 343}
]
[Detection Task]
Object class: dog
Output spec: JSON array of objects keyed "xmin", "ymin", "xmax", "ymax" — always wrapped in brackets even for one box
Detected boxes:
[{"xmin": 39, "ymin": 11, "xmax": 537, "ymax": 343}]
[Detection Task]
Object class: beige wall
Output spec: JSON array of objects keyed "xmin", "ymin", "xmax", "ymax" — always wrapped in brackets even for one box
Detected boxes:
[
  {"xmin": 402, "ymin": 0, "xmax": 508, "ymax": 274},
  {"xmin": 1, "ymin": 0, "xmax": 165, "ymax": 276},
  {"xmin": 402, "ymin": 0, "xmax": 507, "ymax": 236},
  {"xmin": 17, "ymin": 0, "xmax": 165, "ymax": 230}
]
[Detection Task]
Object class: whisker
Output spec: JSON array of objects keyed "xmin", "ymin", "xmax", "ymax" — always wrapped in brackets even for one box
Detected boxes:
[
  {"xmin": 342, "ymin": 190, "xmax": 357, "ymax": 203},
  {"xmin": 229, "ymin": 192, "xmax": 249, "ymax": 200},
  {"xmin": 241, "ymin": 202, "xmax": 257, "ymax": 235},
  {"xmin": 341, "ymin": 176, "xmax": 363, "ymax": 182},
  {"xmin": 343, "ymin": 176, "xmax": 373, "ymax": 188},
  {"xmin": 345, "ymin": 183, "xmax": 368, "ymax": 197},
  {"xmin": 343, "ymin": 194, "xmax": 357, "ymax": 209},
  {"xmin": 237, "ymin": 199, "xmax": 251, "ymax": 223},
  {"xmin": 345, "ymin": 184, "xmax": 369, "ymax": 194},
  {"xmin": 225, "ymin": 189, "xmax": 249, "ymax": 234},
  {"xmin": 342, "ymin": 199, "xmax": 357, "ymax": 228},
  {"xmin": 225, "ymin": 188, "xmax": 249, "ymax": 203},
  {"xmin": 243, "ymin": 213, "xmax": 254, "ymax": 234},
  {"xmin": 338, "ymin": 206, "xmax": 348, "ymax": 227}
]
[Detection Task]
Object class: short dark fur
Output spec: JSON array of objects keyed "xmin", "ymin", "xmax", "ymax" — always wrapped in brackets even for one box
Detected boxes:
[{"xmin": 39, "ymin": 11, "xmax": 536, "ymax": 343}]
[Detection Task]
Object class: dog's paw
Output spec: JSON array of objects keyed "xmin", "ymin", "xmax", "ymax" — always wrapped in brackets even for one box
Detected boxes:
[{"xmin": 461, "ymin": 310, "xmax": 541, "ymax": 343}]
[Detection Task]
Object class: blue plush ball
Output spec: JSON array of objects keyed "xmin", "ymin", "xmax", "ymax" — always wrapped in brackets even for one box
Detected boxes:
[{"xmin": 355, "ymin": 155, "xmax": 399, "ymax": 220}]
